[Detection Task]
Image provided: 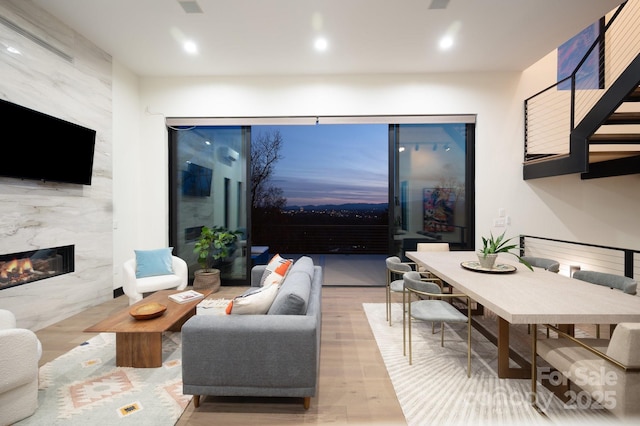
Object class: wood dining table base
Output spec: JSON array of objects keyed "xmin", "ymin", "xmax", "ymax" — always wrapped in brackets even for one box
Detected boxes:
[{"xmin": 497, "ymin": 317, "xmax": 531, "ymax": 379}]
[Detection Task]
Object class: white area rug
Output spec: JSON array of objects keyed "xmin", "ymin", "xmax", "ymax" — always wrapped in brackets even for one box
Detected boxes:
[
  {"xmin": 364, "ymin": 303, "xmax": 620, "ymax": 426},
  {"xmin": 16, "ymin": 332, "xmax": 190, "ymax": 426}
]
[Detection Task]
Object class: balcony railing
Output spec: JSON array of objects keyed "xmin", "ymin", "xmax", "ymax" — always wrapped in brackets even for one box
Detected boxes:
[{"xmin": 253, "ymin": 224, "xmax": 389, "ymax": 254}]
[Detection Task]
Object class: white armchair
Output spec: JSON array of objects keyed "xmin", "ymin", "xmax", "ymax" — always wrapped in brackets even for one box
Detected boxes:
[
  {"xmin": 0, "ymin": 309, "xmax": 40, "ymax": 425},
  {"xmin": 123, "ymin": 255, "xmax": 189, "ymax": 305}
]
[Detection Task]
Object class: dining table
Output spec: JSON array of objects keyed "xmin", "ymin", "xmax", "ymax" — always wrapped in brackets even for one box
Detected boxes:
[{"xmin": 405, "ymin": 250, "xmax": 640, "ymax": 379}]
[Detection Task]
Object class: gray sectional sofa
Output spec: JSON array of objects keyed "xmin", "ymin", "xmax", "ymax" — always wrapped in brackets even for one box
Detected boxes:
[{"xmin": 181, "ymin": 256, "xmax": 323, "ymax": 409}]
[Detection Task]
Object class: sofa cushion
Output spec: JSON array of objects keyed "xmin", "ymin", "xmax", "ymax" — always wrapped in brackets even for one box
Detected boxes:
[
  {"xmin": 260, "ymin": 254, "xmax": 294, "ymax": 286},
  {"xmin": 267, "ymin": 270, "xmax": 312, "ymax": 315},
  {"xmin": 225, "ymin": 283, "xmax": 280, "ymax": 315},
  {"xmin": 288, "ymin": 255, "xmax": 315, "ymax": 279},
  {"xmin": 134, "ymin": 247, "xmax": 174, "ymax": 278}
]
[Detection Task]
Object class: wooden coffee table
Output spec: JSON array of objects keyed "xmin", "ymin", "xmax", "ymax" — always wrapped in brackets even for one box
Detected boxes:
[{"xmin": 84, "ymin": 288, "xmax": 212, "ymax": 368}]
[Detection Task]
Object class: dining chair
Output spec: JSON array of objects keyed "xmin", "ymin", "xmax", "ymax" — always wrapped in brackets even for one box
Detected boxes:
[
  {"xmin": 520, "ymin": 256, "xmax": 560, "ymax": 273},
  {"xmin": 403, "ymin": 271, "xmax": 472, "ymax": 377},
  {"xmin": 385, "ymin": 256, "xmax": 416, "ymax": 326},
  {"xmin": 521, "ymin": 256, "xmax": 560, "ymax": 335},
  {"xmin": 416, "ymin": 242, "xmax": 450, "ymax": 277},
  {"xmin": 572, "ymin": 270, "xmax": 638, "ymax": 338}
]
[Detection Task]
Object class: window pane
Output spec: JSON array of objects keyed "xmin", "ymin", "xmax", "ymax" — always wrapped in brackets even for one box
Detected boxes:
[
  {"xmin": 393, "ymin": 123, "xmax": 471, "ymax": 257},
  {"xmin": 169, "ymin": 126, "xmax": 247, "ymax": 283}
]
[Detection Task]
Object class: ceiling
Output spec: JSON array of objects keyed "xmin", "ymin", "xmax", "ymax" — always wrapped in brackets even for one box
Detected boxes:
[{"xmin": 31, "ymin": 0, "xmax": 624, "ymax": 78}]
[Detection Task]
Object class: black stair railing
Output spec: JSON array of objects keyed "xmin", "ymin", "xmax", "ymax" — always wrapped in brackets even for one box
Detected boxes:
[{"xmin": 524, "ymin": 0, "xmax": 640, "ymax": 180}]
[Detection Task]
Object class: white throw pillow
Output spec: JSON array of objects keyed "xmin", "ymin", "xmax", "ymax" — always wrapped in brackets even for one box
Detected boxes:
[{"xmin": 225, "ymin": 283, "xmax": 280, "ymax": 315}]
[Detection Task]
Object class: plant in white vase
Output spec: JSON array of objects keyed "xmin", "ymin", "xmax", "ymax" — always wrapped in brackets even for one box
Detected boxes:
[{"xmin": 478, "ymin": 231, "xmax": 533, "ymax": 271}]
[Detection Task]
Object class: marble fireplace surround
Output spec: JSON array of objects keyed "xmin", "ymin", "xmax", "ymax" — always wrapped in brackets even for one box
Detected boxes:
[{"xmin": 0, "ymin": 0, "xmax": 113, "ymax": 331}]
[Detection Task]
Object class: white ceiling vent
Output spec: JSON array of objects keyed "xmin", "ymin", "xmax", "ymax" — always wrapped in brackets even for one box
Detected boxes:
[
  {"xmin": 224, "ymin": 147, "xmax": 239, "ymax": 162},
  {"xmin": 178, "ymin": 1, "xmax": 203, "ymax": 14},
  {"xmin": 0, "ymin": 15, "xmax": 73, "ymax": 62},
  {"xmin": 429, "ymin": 0, "xmax": 450, "ymax": 10}
]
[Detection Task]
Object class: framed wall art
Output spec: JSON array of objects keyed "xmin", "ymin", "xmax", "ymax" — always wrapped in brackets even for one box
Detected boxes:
[{"xmin": 557, "ymin": 18, "xmax": 604, "ymax": 90}]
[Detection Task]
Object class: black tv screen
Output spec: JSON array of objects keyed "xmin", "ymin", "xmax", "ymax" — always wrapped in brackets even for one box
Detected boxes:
[
  {"xmin": 0, "ymin": 98, "xmax": 96, "ymax": 185},
  {"xmin": 182, "ymin": 162, "xmax": 212, "ymax": 196}
]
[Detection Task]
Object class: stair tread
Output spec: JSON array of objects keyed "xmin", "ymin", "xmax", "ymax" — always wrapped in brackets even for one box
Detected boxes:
[
  {"xmin": 590, "ymin": 133, "xmax": 640, "ymax": 142},
  {"xmin": 604, "ymin": 112, "xmax": 640, "ymax": 124},
  {"xmin": 625, "ymin": 86, "xmax": 640, "ymax": 101}
]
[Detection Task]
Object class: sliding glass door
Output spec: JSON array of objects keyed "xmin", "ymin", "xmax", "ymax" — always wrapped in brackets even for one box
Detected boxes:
[
  {"xmin": 390, "ymin": 122, "xmax": 475, "ymax": 258},
  {"xmin": 167, "ymin": 116, "xmax": 475, "ymax": 285},
  {"xmin": 168, "ymin": 126, "xmax": 249, "ymax": 285}
]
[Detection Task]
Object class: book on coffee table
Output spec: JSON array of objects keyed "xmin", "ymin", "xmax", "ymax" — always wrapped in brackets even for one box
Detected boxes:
[{"xmin": 168, "ymin": 289, "xmax": 205, "ymax": 304}]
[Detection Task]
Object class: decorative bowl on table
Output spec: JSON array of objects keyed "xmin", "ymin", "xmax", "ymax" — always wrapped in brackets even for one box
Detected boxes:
[
  {"xmin": 461, "ymin": 261, "xmax": 517, "ymax": 274},
  {"xmin": 129, "ymin": 302, "xmax": 167, "ymax": 320}
]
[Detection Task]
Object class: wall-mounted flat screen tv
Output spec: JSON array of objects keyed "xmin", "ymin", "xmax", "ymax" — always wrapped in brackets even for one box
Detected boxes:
[
  {"xmin": 182, "ymin": 162, "xmax": 212, "ymax": 196},
  {"xmin": 0, "ymin": 98, "xmax": 96, "ymax": 185}
]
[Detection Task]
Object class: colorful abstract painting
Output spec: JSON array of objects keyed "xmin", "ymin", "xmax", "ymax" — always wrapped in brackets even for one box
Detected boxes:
[{"xmin": 423, "ymin": 187, "xmax": 455, "ymax": 233}]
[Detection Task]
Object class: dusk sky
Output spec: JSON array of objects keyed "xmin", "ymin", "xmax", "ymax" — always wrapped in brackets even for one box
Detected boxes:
[{"xmin": 253, "ymin": 124, "xmax": 388, "ymax": 207}]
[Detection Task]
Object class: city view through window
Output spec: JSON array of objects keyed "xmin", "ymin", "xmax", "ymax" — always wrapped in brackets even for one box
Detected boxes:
[{"xmin": 251, "ymin": 124, "xmax": 389, "ymax": 254}]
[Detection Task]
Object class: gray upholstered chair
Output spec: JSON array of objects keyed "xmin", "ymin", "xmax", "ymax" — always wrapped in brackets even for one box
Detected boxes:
[
  {"xmin": 520, "ymin": 256, "xmax": 560, "ymax": 273},
  {"xmin": 403, "ymin": 271, "xmax": 472, "ymax": 376},
  {"xmin": 573, "ymin": 270, "xmax": 637, "ymax": 294},
  {"xmin": 521, "ymin": 256, "xmax": 560, "ymax": 335},
  {"xmin": 573, "ymin": 270, "xmax": 638, "ymax": 337},
  {"xmin": 385, "ymin": 256, "xmax": 415, "ymax": 326}
]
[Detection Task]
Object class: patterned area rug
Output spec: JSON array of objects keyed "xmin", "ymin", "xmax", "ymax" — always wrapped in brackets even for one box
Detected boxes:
[
  {"xmin": 16, "ymin": 332, "xmax": 190, "ymax": 425},
  {"xmin": 363, "ymin": 303, "xmax": 620, "ymax": 426}
]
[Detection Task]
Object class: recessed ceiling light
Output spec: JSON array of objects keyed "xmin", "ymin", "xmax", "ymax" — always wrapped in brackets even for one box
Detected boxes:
[
  {"xmin": 439, "ymin": 21, "xmax": 461, "ymax": 51},
  {"xmin": 439, "ymin": 36, "xmax": 454, "ymax": 50},
  {"xmin": 314, "ymin": 37, "xmax": 328, "ymax": 52},
  {"xmin": 184, "ymin": 40, "xmax": 198, "ymax": 54}
]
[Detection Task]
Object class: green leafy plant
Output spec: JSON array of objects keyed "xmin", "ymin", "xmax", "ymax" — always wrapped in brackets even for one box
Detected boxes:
[
  {"xmin": 193, "ymin": 225, "xmax": 241, "ymax": 270},
  {"xmin": 479, "ymin": 231, "xmax": 533, "ymax": 271}
]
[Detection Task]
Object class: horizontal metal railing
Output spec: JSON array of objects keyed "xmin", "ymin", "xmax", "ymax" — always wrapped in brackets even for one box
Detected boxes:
[
  {"xmin": 253, "ymin": 224, "xmax": 389, "ymax": 254},
  {"xmin": 520, "ymin": 235, "xmax": 639, "ymax": 280},
  {"xmin": 524, "ymin": 0, "xmax": 640, "ymax": 161}
]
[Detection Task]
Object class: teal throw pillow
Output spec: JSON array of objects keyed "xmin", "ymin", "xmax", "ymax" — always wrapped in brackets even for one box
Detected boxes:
[{"xmin": 135, "ymin": 247, "xmax": 174, "ymax": 278}]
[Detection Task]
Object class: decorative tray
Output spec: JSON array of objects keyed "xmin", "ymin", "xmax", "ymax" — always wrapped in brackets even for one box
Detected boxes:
[
  {"xmin": 130, "ymin": 302, "xmax": 167, "ymax": 320},
  {"xmin": 460, "ymin": 261, "xmax": 517, "ymax": 274}
]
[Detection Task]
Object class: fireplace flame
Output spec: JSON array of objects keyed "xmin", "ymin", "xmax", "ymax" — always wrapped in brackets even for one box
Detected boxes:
[{"xmin": 1, "ymin": 257, "xmax": 34, "ymax": 279}]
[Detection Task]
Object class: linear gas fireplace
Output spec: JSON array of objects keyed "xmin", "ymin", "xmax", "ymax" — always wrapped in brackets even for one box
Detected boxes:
[{"xmin": 0, "ymin": 245, "xmax": 74, "ymax": 290}]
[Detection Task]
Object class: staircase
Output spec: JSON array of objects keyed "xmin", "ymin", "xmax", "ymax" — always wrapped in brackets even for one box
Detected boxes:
[{"xmin": 523, "ymin": 0, "xmax": 640, "ymax": 180}]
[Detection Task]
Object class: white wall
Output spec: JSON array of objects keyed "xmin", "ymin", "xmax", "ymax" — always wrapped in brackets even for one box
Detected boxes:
[
  {"xmin": 112, "ymin": 61, "xmax": 142, "ymax": 287},
  {"xmin": 112, "ymin": 66, "xmax": 640, "ymax": 263},
  {"xmin": 514, "ymin": 51, "xmax": 640, "ymax": 249},
  {"xmin": 131, "ymin": 72, "xmax": 522, "ymax": 248}
]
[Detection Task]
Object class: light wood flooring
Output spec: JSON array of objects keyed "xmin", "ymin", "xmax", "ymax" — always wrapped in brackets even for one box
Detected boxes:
[
  {"xmin": 34, "ymin": 284, "xmax": 607, "ymax": 425},
  {"xmin": 35, "ymin": 286, "xmax": 408, "ymax": 425}
]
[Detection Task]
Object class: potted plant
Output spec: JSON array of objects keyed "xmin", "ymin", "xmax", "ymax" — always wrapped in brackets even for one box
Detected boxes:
[
  {"xmin": 192, "ymin": 225, "xmax": 241, "ymax": 291},
  {"xmin": 478, "ymin": 231, "xmax": 533, "ymax": 271}
]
